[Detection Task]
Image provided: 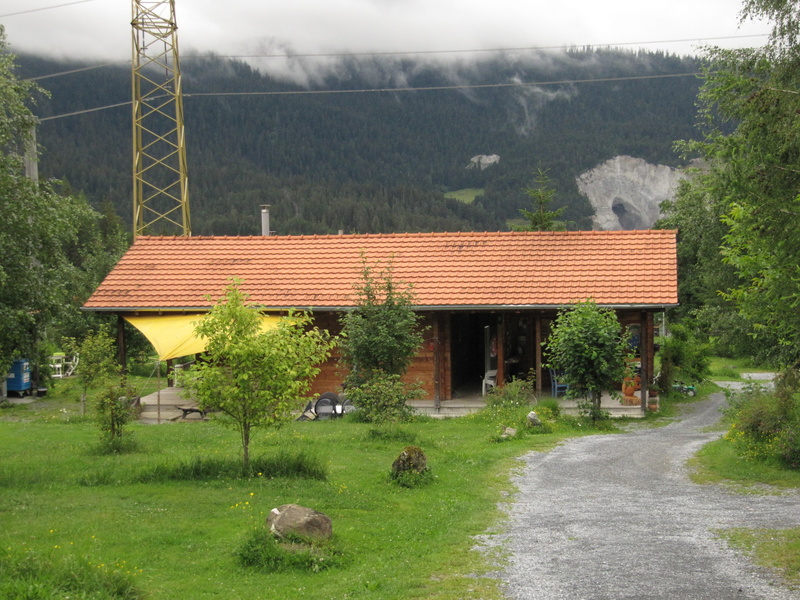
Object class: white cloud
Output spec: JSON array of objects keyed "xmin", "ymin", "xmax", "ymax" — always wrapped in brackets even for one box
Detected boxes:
[{"xmin": 1, "ymin": 0, "xmax": 770, "ymax": 68}]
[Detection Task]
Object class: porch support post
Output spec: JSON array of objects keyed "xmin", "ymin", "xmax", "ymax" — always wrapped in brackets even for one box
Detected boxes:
[
  {"xmin": 116, "ymin": 314, "xmax": 127, "ymax": 375},
  {"xmin": 497, "ymin": 314, "xmax": 506, "ymax": 387},
  {"xmin": 639, "ymin": 311, "xmax": 651, "ymax": 410},
  {"xmin": 534, "ymin": 313, "xmax": 543, "ymax": 393},
  {"xmin": 433, "ymin": 316, "xmax": 441, "ymax": 410}
]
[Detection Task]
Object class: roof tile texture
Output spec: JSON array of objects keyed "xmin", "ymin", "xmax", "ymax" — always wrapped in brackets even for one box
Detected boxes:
[{"xmin": 83, "ymin": 230, "xmax": 678, "ymax": 311}]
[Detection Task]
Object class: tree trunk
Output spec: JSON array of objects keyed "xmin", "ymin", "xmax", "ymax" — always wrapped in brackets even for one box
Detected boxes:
[{"xmin": 241, "ymin": 425, "xmax": 250, "ymax": 474}]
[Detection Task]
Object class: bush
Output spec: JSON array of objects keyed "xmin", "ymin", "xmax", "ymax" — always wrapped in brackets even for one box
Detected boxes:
[
  {"xmin": 724, "ymin": 378, "xmax": 800, "ymax": 469},
  {"xmin": 478, "ymin": 376, "xmax": 537, "ymax": 435},
  {"xmin": 236, "ymin": 529, "xmax": 343, "ymax": 573},
  {"xmin": 656, "ymin": 323, "xmax": 710, "ymax": 391},
  {"xmin": 96, "ymin": 380, "xmax": 138, "ymax": 453},
  {"xmin": 344, "ymin": 372, "xmax": 423, "ymax": 423}
]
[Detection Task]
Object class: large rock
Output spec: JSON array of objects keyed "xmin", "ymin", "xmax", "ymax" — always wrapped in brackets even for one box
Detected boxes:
[
  {"xmin": 266, "ymin": 504, "xmax": 332, "ymax": 540},
  {"xmin": 577, "ymin": 155, "xmax": 687, "ymax": 230},
  {"xmin": 391, "ymin": 445, "xmax": 428, "ymax": 476},
  {"xmin": 466, "ymin": 154, "xmax": 500, "ymax": 170}
]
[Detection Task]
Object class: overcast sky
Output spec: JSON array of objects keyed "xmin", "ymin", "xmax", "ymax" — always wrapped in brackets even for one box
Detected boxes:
[{"xmin": 1, "ymin": 0, "xmax": 770, "ymax": 79}]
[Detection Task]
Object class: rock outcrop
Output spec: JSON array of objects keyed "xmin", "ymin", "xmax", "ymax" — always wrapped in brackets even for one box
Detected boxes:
[
  {"xmin": 577, "ymin": 156, "xmax": 687, "ymax": 230},
  {"xmin": 466, "ymin": 154, "xmax": 500, "ymax": 170}
]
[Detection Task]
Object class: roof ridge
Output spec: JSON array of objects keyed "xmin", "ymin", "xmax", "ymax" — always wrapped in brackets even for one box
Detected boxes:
[{"xmin": 136, "ymin": 229, "xmax": 677, "ymax": 242}]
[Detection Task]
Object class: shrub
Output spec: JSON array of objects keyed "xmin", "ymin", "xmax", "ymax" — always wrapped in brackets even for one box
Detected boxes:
[
  {"xmin": 724, "ymin": 378, "xmax": 800, "ymax": 469},
  {"xmin": 484, "ymin": 376, "xmax": 535, "ymax": 410},
  {"xmin": 390, "ymin": 468, "xmax": 434, "ymax": 488},
  {"xmin": 344, "ymin": 371, "xmax": 423, "ymax": 423},
  {"xmin": 776, "ymin": 428, "xmax": 800, "ymax": 470},
  {"xmin": 236, "ymin": 529, "xmax": 343, "ymax": 573},
  {"xmin": 656, "ymin": 323, "xmax": 710, "ymax": 391},
  {"xmin": 96, "ymin": 380, "xmax": 138, "ymax": 454}
]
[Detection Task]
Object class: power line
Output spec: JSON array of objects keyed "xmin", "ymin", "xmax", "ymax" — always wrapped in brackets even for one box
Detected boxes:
[
  {"xmin": 38, "ymin": 71, "xmax": 702, "ymax": 122},
  {"xmin": 28, "ymin": 62, "xmax": 121, "ymax": 81},
  {"xmin": 0, "ymin": 0, "xmax": 96, "ymax": 18}
]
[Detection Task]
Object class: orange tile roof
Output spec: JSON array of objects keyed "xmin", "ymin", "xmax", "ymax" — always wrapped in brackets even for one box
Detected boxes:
[{"xmin": 83, "ymin": 230, "xmax": 678, "ymax": 312}]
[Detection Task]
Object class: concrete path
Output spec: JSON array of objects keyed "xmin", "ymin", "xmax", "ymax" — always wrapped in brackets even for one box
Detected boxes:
[{"xmin": 493, "ymin": 390, "xmax": 799, "ymax": 599}]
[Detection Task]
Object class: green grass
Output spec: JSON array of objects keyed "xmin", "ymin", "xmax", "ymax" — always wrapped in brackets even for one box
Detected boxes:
[
  {"xmin": 689, "ymin": 438, "xmax": 800, "ymax": 489},
  {"xmin": 443, "ymin": 188, "xmax": 483, "ymax": 204},
  {"xmin": 707, "ymin": 356, "xmax": 773, "ymax": 382},
  {"xmin": 715, "ymin": 528, "xmax": 800, "ymax": 590},
  {"xmin": 0, "ymin": 388, "xmax": 606, "ymax": 599}
]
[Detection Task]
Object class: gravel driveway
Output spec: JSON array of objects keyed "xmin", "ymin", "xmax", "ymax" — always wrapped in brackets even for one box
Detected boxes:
[{"xmin": 493, "ymin": 392, "xmax": 800, "ymax": 599}]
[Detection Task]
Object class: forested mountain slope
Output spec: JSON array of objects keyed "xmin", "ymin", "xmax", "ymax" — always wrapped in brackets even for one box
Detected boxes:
[{"xmin": 19, "ymin": 48, "xmax": 701, "ymax": 235}]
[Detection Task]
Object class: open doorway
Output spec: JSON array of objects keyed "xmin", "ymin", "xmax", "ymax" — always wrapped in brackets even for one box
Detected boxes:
[{"xmin": 450, "ymin": 313, "xmax": 496, "ymax": 397}]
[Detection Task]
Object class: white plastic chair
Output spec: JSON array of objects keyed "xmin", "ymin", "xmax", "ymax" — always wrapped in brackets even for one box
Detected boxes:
[{"xmin": 482, "ymin": 369, "xmax": 497, "ymax": 396}]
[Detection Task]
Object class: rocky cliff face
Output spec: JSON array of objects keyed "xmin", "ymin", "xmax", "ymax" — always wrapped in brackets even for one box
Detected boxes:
[{"xmin": 576, "ymin": 156, "xmax": 687, "ymax": 230}]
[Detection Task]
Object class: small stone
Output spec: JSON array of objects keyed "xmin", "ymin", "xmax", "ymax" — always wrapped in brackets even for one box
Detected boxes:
[
  {"xmin": 500, "ymin": 427, "xmax": 517, "ymax": 439},
  {"xmin": 527, "ymin": 411, "xmax": 542, "ymax": 426}
]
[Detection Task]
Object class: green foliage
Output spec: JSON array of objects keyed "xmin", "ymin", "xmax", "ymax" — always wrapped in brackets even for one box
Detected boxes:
[
  {"xmin": 513, "ymin": 169, "xmax": 566, "ymax": 231},
  {"xmin": 95, "ymin": 379, "xmax": 138, "ymax": 454},
  {"xmin": 185, "ymin": 281, "xmax": 335, "ymax": 471},
  {"xmin": 656, "ymin": 323, "xmax": 711, "ymax": 390},
  {"xmin": 339, "ymin": 256, "xmax": 425, "ymax": 387},
  {"xmin": 344, "ymin": 372, "xmax": 422, "ymax": 423},
  {"xmin": 236, "ymin": 529, "xmax": 344, "ymax": 573},
  {"xmin": 669, "ymin": 4, "xmax": 800, "ymax": 366},
  {"xmin": 390, "ymin": 467, "xmax": 434, "ymax": 488},
  {"xmin": 478, "ymin": 376, "xmax": 539, "ymax": 435},
  {"xmin": 66, "ymin": 328, "xmax": 120, "ymax": 415},
  {"xmin": 0, "ymin": 32, "xmax": 129, "ymax": 377},
  {"xmin": 545, "ymin": 300, "xmax": 629, "ymax": 420},
  {"xmin": 724, "ymin": 376, "xmax": 800, "ymax": 470},
  {"xmin": 0, "ymin": 546, "xmax": 143, "ymax": 600}
]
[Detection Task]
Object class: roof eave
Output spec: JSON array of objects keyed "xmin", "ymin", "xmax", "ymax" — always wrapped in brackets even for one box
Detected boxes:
[{"xmin": 83, "ymin": 303, "xmax": 679, "ymax": 314}]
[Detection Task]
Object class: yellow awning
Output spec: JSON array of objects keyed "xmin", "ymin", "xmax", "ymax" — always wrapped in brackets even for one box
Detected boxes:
[{"xmin": 124, "ymin": 314, "xmax": 282, "ymax": 361}]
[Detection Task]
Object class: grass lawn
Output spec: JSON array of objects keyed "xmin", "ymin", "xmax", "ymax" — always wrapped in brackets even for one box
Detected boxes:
[
  {"xmin": 0, "ymin": 380, "xmax": 590, "ymax": 600},
  {"xmin": 707, "ymin": 356, "xmax": 774, "ymax": 382}
]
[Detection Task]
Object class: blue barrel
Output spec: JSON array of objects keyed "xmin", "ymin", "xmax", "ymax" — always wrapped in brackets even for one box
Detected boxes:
[{"xmin": 6, "ymin": 359, "xmax": 31, "ymax": 393}]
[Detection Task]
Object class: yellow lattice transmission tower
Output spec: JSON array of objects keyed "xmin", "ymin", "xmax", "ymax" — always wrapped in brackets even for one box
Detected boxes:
[{"xmin": 131, "ymin": 0, "xmax": 190, "ymax": 238}]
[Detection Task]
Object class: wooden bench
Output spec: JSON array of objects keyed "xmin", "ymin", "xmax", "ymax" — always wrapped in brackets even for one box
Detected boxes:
[{"xmin": 176, "ymin": 404, "xmax": 206, "ymax": 419}]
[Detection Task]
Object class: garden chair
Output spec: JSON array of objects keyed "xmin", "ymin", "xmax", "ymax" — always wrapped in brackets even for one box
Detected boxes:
[{"xmin": 549, "ymin": 368, "xmax": 568, "ymax": 397}]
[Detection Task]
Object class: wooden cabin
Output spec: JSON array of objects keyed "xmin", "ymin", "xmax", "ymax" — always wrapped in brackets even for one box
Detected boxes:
[{"xmin": 83, "ymin": 230, "xmax": 678, "ymax": 408}]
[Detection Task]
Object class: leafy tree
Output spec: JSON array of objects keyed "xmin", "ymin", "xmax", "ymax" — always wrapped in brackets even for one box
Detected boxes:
[
  {"xmin": 671, "ymin": 1, "xmax": 800, "ymax": 365},
  {"xmin": 66, "ymin": 328, "xmax": 120, "ymax": 416},
  {"xmin": 339, "ymin": 255, "xmax": 425, "ymax": 388},
  {"xmin": 95, "ymin": 378, "xmax": 138, "ymax": 453},
  {"xmin": 513, "ymin": 169, "xmax": 566, "ymax": 231},
  {"xmin": 545, "ymin": 300, "xmax": 629, "ymax": 420},
  {"xmin": 185, "ymin": 281, "xmax": 335, "ymax": 472},
  {"xmin": 0, "ymin": 29, "xmax": 129, "ymax": 378}
]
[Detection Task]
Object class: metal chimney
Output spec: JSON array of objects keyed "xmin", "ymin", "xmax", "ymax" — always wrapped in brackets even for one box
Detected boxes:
[{"xmin": 261, "ymin": 205, "xmax": 271, "ymax": 236}]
